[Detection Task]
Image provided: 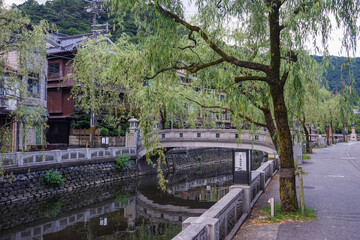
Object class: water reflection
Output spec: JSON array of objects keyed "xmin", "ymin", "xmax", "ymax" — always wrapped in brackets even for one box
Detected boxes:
[
  {"xmin": 0, "ymin": 151, "xmax": 266, "ymax": 240},
  {"xmin": 0, "ymin": 163, "xmax": 234, "ymax": 240}
]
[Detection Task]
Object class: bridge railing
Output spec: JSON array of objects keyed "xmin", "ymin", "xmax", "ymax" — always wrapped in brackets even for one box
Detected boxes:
[
  {"xmin": 172, "ymin": 158, "xmax": 279, "ymax": 240},
  {"xmin": 1, "ymin": 146, "xmax": 137, "ymax": 168},
  {"xmin": 158, "ymin": 129, "xmax": 272, "ymax": 143}
]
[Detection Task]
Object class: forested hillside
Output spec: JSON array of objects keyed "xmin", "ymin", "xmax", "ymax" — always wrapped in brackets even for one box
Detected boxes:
[
  {"xmin": 15, "ymin": 0, "xmax": 139, "ymax": 41},
  {"xmin": 313, "ymin": 56, "xmax": 360, "ymax": 96}
]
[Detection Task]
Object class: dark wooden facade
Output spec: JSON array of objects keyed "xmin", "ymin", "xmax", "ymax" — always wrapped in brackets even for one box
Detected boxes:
[{"xmin": 46, "ymin": 53, "xmax": 76, "ymax": 145}]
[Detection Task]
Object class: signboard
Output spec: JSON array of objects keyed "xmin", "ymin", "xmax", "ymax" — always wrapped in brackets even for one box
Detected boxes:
[
  {"xmin": 234, "ymin": 151, "xmax": 247, "ymax": 171},
  {"xmin": 233, "ymin": 149, "xmax": 251, "ymax": 185}
]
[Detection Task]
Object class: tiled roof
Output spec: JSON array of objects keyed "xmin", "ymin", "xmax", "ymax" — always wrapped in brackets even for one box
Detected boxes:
[{"xmin": 47, "ymin": 33, "xmax": 92, "ymax": 54}]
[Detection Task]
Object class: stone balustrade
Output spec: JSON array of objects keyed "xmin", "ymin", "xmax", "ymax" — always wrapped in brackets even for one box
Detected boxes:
[
  {"xmin": 172, "ymin": 158, "xmax": 279, "ymax": 240},
  {"xmin": 1, "ymin": 146, "xmax": 137, "ymax": 168}
]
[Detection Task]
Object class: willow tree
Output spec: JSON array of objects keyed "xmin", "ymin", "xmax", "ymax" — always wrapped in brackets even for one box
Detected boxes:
[
  {"xmin": 105, "ymin": 0, "xmax": 360, "ymax": 212},
  {"xmin": 1, "ymin": 1, "xmax": 48, "ymax": 162}
]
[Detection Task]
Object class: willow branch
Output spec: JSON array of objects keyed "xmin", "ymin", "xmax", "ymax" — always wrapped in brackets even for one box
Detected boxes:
[
  {"xmin": 180, "ymin": 94, "xmax": 266, "ymax": 127},
  {"xmin": 234, "ymin": 75, "xmax": 268, "ymax": 83},
  {"xmin": 156, "ymin": 3, "xmax": 270, "ymax": 74}
]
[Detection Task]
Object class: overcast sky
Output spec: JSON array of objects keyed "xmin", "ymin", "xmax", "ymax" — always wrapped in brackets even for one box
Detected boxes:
[{"xmin": 4, "ymin": 0, "xmax": 360, "ymax": 57}]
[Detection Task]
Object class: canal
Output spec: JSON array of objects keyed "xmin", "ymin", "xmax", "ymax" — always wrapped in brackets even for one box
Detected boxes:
[{"xmin": 0, "ymin": 149, "xmax": 266, "ymax": 240}]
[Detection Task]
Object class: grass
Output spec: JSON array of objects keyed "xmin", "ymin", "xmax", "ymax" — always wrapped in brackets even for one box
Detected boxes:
[
  {"xmin": 251, "ymin": 203, "xmax": 316, "ymax": 224},
  {"xmin": 303, "ymin": 155, "xmax": 311, "ymax": 160}
]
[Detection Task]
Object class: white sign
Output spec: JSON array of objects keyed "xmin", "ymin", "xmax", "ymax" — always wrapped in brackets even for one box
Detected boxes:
[{"xmin": 234, "ymin": 152, "xmax": 247, "ymax": 171}]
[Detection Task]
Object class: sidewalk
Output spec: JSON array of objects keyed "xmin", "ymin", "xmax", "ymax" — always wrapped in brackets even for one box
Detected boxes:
[{"xmin": 233, "ymin": 142, "xmax": 360, "ymax": 240}]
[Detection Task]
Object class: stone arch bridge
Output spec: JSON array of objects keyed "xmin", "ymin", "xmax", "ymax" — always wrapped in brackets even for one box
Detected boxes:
[{"xmin": 135, "ymin": 129, "xmax": 277, "ymax": 172}]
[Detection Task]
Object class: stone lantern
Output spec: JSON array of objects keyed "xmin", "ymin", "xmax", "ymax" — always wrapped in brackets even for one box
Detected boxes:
[
  {"xmin": 128, "ymin": 118, "xmax": 139, "ymax": 133},
  {"xmin": 350, "ymin": 123, "xmax": 357, "ymax": 141},
  {"xmin": 126, "ymin": 118, "xmax": 139, "ymax": 147}
]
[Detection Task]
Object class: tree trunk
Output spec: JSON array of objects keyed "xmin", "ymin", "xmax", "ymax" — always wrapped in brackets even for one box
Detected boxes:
[
  {"xmin": 325, "ymin": 121, "xmax": 330, "ymax": 146},
  {"xmin": 270, "ymin": 85, "xmax": 298, "ymax": 212},
  {"xmin": 263, "ymin": 109, "xmax": 279, "ymax": 152},
  {"xmin": 268, "ymin": 0, "xmax": 298, "ymax": 212},
  {"xmin": 301, "ymin": 119, "xmax": 312, "ymax": 154},
  {"xmin": 331, "ymin": 120, "xmax": 335, "ymax": 144}
]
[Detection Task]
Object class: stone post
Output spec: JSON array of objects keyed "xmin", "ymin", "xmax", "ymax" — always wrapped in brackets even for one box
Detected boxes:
[
  {"xmin": 54, "ymin": 150, "xmax": 61, "ymax": 162},
  {"xmin": 16, "ymin": 152, "xmax": 23, "ymax": 166},
  {"xmin": 230, "ymin": 185, "xmax": 251, "ymax": 214},
  {"xmin": 350, "ymin": 124, "xmax": 357, "ymax": 141}
]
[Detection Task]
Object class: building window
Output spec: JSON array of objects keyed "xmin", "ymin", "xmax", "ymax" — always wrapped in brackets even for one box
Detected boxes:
[
  {"xmin": 179, "ymin": 133, "xmax": 183, "ymax": 138},
  {"xmin": 235, "ymin": 133, "xmax": 238, "ymax": 139},
  {"xmin": 162, "ymin": 133, "xmax": 165, "ymax": 139},
  {"xmin": 49, "ymin": 63, "xmax": 60, "ymax": 76},
  {"xmin": 220, "ymin": 95, "xmax": 225, "ymax": 101},
  {"xmin": 197, "ymin": 133, "xmax": 201, "ymax": 138},
  {"xmin": 27, "ymin": 76, "xmax": 40, "ymax": 97},
  {"xmin": 225, "ymin": 112, "xmax": 229, "ymax": 120},
  {"xmin": 216, "ymin": 133, "xmax": 220, "ymax": 138}
]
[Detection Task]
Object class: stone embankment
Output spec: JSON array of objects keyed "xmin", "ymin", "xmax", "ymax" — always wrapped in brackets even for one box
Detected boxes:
[
  {"xmin": 0, "ymin": 179, "xmax": 136, "ymax": 232},
  {"xmin": 166, "ymin": 148, "xmax": 266, "ymax": 170},
  {"xmin": 0, "ymin": 159, "xmax": 137, "ymax": 206}
]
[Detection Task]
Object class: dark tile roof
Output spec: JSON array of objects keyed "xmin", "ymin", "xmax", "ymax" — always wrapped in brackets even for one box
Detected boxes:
[{"xmin": 47, "ymin": 33, "xmax": 92, "ymax": 54}]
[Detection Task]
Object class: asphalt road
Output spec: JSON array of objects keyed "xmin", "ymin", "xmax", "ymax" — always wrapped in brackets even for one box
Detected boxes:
[{"xmin": 235, "ymin": 141, "xmax": 360, "ymax": 240}]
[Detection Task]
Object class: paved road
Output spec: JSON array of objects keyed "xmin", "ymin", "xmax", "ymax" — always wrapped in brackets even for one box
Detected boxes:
[{"xmin": 235, "ymin": 141, "xmax": 360, "ymax": 240}]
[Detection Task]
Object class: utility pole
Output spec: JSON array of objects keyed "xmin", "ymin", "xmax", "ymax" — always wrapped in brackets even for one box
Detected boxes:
[
  {"xmin": 332, "ymin": 84, "xmax": 340, "ymax": 95},
  {"xmin": 85, "ymin": 0, "xmax": 109, "ymax": 147}
]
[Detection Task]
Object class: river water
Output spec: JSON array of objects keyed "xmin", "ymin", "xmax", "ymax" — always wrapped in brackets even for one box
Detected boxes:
[{"xmin": 0, "ymin": 151, "xmax": 265, "ymax": 240}]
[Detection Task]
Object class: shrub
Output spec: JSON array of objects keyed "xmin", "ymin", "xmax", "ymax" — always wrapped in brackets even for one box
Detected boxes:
[
  {"xmin": 120, "ymin": 122, "xmax": 130, "ymax": 136},
  {"xmin": 196, "ymin": 156, "xmax": 203, "ymax": 161},
  {"xmin": 115, "ymin": 154, "xmax": 131, "ymax": 169},
  {"xmin": 110, "ymin": 129, "xmax": 119, "ymax": 136},
  {"xmin": 100, "ymin": 128, "xmax": 110, "ymax": 136},
  {"xmin": 44, "ymin": 169, "xmax": 64, "ymax": 186}
]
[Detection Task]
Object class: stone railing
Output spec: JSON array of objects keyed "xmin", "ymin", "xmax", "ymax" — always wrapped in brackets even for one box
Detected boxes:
[
  {"xmin": 1, "ymin": 146, "xmax": 137, "ymax": 168},
  {"xmin": 172, "ymin": 158, "xmax": 279, "ymax": 240}
]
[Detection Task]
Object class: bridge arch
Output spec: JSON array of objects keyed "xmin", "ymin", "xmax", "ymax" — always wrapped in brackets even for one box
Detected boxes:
[{"xmin": 137, "ymin": 129, "xmax": 276, "ymax": 172}]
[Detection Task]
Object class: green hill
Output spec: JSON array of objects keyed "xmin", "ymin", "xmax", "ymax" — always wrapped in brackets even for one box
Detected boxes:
[
  {"xmin": 313, "ymin": 56, "xmax": 360, "ymax": 96},
  {"xmin": 15, "ymin": 0, "xmax": 138, "ymax": 41}
]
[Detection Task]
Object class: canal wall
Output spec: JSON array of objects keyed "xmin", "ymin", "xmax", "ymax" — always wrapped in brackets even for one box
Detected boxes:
[
  {"xmin": 0, "ymin": 158, "xmax": 137, "ymax": 206},
  {"xmin": 0, "ymin": 179, "xmax": 137, "ymax": 233},
  {"xmin": 166, "ymin": 148, "xmax": 266, "ymax": 170}
]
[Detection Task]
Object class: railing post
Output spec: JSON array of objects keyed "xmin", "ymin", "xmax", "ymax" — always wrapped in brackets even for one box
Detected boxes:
[
  {"xmin": 258, "ymin": 170, "xmax": 265, "ymax": 190},
  {"xmin": 86, "ymin": 148, "xmax": 91, "ymax": 159},
  {"xmin": 230, "ymin": 185, "xmax": 251, "ymax": 214},
  {"xmin": 16, "ymin": 152, "xmax": 23, "ymax": 166},
  {"xmin": 54, "ymin": 150, "xmax": 61, "ymax": 162}
]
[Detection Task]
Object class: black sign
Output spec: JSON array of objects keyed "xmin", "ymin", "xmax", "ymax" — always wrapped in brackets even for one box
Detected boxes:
[{"xmin": 233, "ymin": 149, "xmax": 251, "ymax": 184}]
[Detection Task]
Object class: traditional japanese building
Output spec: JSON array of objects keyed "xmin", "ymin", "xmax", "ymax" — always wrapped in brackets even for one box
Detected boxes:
[{"xmin": 46, "ymin": 33, "xmax": 92, "ymax": 146}]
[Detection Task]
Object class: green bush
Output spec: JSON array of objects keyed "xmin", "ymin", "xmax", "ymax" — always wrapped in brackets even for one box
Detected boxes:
[
  {"xmin": 120, "ymin": 122, "xmax": 130, "ymax": 136},
  {"xmin": 44, "ymin": 169, "xmax": 64, "ymax": 186},
  {"xmin": 110, "ymin": 129, "xmax": 119, "ymax": 136},
  {"xmin": 196, "ymin": 156, "xmax": 203, "ymax": 161},
  {"xmin": 100, "ymin": 128, "xmax": 110, "ymax": 136},
  {"xmin": 115, "ymin": 154, "xmax": 131, "ymax": 169}
]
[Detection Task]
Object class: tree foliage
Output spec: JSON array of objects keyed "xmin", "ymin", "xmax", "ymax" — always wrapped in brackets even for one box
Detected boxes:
[{"xmin": 1, "ymin": 0, "xmax": 48, "ymax": 161}]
